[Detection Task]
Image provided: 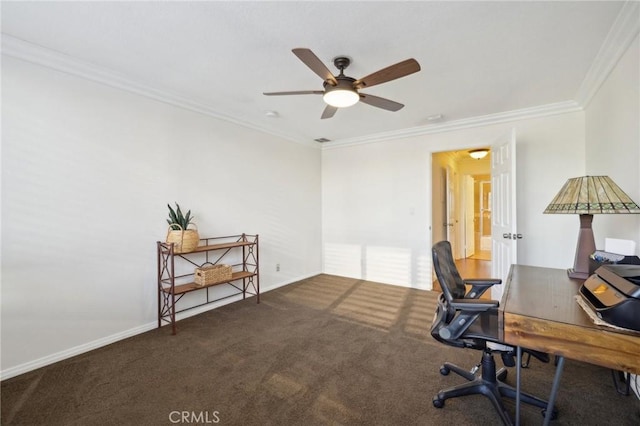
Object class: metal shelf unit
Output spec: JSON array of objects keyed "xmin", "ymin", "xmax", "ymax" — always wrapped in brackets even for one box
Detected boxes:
[{"xmin": 157, "ymin": 233, "xmax": 259, "ymax": 334}]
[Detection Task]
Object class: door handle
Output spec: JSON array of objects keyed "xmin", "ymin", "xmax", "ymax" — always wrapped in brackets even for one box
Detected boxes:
[{"xmin": 503, "ymin": 233, "xmax": 523, "ymax": 240}]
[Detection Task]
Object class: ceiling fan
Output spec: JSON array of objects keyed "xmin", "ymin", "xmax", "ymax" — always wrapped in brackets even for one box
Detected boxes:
[{"xmin": 263, "ymin": 48, "xmax": 421, "ymax": 119}]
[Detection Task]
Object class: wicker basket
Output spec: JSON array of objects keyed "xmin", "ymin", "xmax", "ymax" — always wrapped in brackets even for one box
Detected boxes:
[
  {"xmin": 166, "ymin": 224, "xmax": 199, "ymax": 254},
  {"xmin": 194, "ymin": 264, "xmax": 232, "ymax": 287}
]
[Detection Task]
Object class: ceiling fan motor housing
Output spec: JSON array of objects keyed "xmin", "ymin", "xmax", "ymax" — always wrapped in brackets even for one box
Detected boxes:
[
  {"xmin": 323, "ymin": 76, "xmax": 356, "ymax": 91},
  {"xmin": 323, "ymin": 56, "xmax": 355, "ymax": 92}
]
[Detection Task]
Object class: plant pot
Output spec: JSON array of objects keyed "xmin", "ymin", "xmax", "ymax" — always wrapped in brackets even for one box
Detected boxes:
[{"xmin": 166, "ymin": 224, "xmax": 200, "ymax": 253}]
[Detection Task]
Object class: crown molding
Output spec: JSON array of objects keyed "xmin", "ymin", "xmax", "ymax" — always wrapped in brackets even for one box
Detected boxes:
[
  {"xmin": 323, "ymin": 2, "xmax": 639, "ymax": 150},
  {"xmin": 574, "ymin": 1, "xmax": 640, "ymax": 108},
  {"xmin": 321, "ymin": 100, "xmax": 581, "ymax": 150},
  {"xmin": 3, "ymin": 0, "xmax": 635, "ymax": 152},
  {"xmin": 1, "ymin": 35, "xmax": 318, "ymax": 149}
]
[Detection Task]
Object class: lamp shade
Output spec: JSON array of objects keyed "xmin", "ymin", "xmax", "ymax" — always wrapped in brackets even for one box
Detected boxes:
[
  {"xmin": 544, "ymin": 176, "xmax": 640, "ymax": 214},
  {"xmin": 544, "ymin": 175, "xmax": 639, "ymax": 279}
]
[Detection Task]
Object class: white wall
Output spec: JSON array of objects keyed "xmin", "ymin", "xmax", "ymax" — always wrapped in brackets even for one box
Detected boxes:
[
  {"xmin": 322, "ymin": 140, "xmax": 433, "ymax": 288},
  {"xmin": 322, "ymin": 112, "xmax": 586, "ymax": 288},
  {"xmin": 585, "ymin": 34, "xmax": 640, "ymax": 253},
  {"xmin": 3, "ymin": 28, "xmax": 635, "ymax": 383},
  {"xmin": 1, "ymin": 57, "xmax": 322, "ymax": 377},
  {"xmin": 320, "ymin": 32, "xmax": 639, "ymax": 290}
]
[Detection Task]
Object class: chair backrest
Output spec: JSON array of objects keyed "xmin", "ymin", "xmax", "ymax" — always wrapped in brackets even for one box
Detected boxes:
[
  {"xmin": 431, "ymin": 240, "xmax": 514, "ymax": 352},
  {"xmin": 431, "ymin": 240, "xmax": 468, "ymax": 345},
  {"xmin": 432, "ymin": 240, "xmax": 466, "ymax": 301}
]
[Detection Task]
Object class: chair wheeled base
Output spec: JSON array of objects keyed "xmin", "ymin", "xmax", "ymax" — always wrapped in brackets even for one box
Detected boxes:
[{"xmin": 432, "ymin": 350, "xmax": 558, "ymax": 425}]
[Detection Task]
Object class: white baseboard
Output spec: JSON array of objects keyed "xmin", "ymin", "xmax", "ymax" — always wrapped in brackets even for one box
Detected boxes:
[
  {"xmin": 0, "ymin": 273, "xmax": 321, "ymax": 381},
  {"xmin": 0, "ymin": 322, "xmax": 156, "ymax": 381},
  {"xmin": 263, "ymin": 271, "xmax": 321, "ymax": 292}
]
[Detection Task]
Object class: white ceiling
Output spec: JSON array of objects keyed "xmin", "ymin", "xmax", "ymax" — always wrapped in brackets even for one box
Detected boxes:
[{"xmin": 1, "ymin": 1, "xmax": 629, "ymax": 145}]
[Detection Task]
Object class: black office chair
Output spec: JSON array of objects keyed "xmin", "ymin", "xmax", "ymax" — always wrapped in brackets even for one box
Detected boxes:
[{"xmin": 430, "ymin": 240, "xmax": 556, "ymax": 425}]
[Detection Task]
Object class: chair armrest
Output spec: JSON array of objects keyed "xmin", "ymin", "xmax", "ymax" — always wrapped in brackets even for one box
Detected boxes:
[
  {"xmin": 464, "ymin": 278, "xmax": 502, "ymax": 286},
  {"xmin": 450, "ymin": 299, "xmax": 499, "ymax": 311},
  {"xmin": 464, "ymin": 278, "xmax": 502, "ymax": 299},
  {"xmin": 438, "ymin": 301, "xmax": 498, "ymax": 340}
]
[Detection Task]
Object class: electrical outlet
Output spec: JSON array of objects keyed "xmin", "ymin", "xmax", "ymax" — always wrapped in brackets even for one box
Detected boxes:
[{"xmin": 276, "ymin": 263, "xmax": 280, "ymax": 272}]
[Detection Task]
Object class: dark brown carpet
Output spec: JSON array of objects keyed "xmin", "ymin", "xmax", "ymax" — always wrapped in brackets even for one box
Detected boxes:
[{"xmin": 2, "ymin": 274, "xmax": 639, "ymax": 425}]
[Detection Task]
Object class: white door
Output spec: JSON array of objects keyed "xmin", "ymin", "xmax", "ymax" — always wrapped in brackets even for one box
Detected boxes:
[
  {"xmin": 491, "ymin": 129, "xmax": 518, "ymax": 300},
  {"xmin": 464, "ymin": 176, "xmax": 475, "ymax": 258}
]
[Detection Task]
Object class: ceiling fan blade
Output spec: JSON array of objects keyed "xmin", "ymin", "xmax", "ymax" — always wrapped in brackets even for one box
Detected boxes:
[
  {"xmin": 321, "ymin": 105, "xmax": 338, "ymax": 119},
  {"xmin": 292, "ymin": 48, "xmax": 338, "ymax": 86},
  {"xmin": 354, "ymin": 58, "xmax": 421, "ymax": 89},
  {"xmin": 359, "ymin": 93, "xmax": 404, "ymax": 111},
  {"xmin": 263, "ymin": 90, "xmax": 324, "ymax": 96}
]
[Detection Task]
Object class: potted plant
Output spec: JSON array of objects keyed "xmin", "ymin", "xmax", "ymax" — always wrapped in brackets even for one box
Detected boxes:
[{"xmin": 166, "ymin": 202, "xmax": 200, "ymax": 253}]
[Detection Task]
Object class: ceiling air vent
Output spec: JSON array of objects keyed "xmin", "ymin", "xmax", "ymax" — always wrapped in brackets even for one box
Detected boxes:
[{"xmin": 314, "ymin": 137, "xmax": 331, "ymax": 143}]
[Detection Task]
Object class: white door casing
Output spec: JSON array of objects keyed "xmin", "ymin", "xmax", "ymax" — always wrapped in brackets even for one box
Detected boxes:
[
  {"xmin": 445, "ymin": 166, "xmax": 456, "ymax": 251},
  {"xmin": 491, "ymin": 129, "xmax": 518, "ymax": 301}
]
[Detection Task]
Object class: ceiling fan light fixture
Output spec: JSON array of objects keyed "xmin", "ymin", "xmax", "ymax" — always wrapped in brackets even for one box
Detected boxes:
[
  {"xmin": 323, "ymin": 88, "xmax": 359, "ymax": 108},
  {"xmin": 469, "ymin": 149, "xmax": 489, "ymax": 159},
  {"xmin": 323, "ymin": 81, "xmax": 359, "ymax": 108}
]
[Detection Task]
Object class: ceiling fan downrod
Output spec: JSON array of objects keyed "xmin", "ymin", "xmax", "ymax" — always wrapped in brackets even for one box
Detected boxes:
[{"xmin": 333, "ymin": 56, "xmax": 351, "ymax": 76}]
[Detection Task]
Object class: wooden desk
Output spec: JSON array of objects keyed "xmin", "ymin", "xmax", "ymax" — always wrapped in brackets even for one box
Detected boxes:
[
  {"xmin": 500, "ymin": 265, "xmax": 640, "ymax": 375},
  {"xmin": 500, "ymin": 265, "xmax": 640, "ymax": 425}
]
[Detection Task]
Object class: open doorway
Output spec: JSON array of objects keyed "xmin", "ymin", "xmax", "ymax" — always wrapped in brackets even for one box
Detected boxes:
[
  {"xmin": 432, "ymin": 149, "xmax": 492, "ymax": 287},
  {"xmin": 473, "ymin": 177, "xmax": 492, "ymax": 261}
]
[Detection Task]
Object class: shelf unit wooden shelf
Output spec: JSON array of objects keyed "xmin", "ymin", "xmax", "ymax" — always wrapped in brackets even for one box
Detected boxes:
[
  {"xmin": 170, "ymin": 271, "xmax": 256, "ymax": 295},
  {"xmin": 157, "ymin": 233, "xmax": 259, "ymax": 334}
]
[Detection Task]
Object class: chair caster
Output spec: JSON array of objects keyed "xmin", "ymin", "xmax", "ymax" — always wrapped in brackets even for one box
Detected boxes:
[
  {"xmin": 433, "ymin": 397, "xmax": 445, "ymax": 408},
  {"xmin": 541, "ymin": 407, "xmax": 559, "ymax": 420},
  {"xmin": 497, "ymin": 369, "xmax": 508, "ymax": 381},
  {"xmin": 439, "ymin": 366, "xmax": 450, "ymax": 376}
]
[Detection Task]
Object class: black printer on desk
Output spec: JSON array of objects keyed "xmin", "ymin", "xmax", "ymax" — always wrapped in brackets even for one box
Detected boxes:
[{"xmin": 580, "ymin": 264, "xmax": 640, "ymax": 331}]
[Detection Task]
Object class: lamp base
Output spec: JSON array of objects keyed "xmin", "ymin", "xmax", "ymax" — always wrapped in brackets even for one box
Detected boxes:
[
  {"xmin": 570, "ymin": 214, "xmax": 596, "ymax": 281},
  {"xmin": 567, "ymin": 268, "xmax": 590, "ymax": 280}
]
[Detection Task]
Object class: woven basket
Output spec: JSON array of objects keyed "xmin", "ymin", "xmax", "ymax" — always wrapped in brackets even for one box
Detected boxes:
[
  {"xmin": 166, "ymin": 223, "xmax": 199, "ymax": 254},
  {"xmin": 194, "ymin": 264, "xmax": 233, "ymax": 287}
]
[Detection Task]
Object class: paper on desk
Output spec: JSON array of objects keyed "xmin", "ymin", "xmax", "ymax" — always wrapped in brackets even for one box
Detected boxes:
[
  {"xmin": 604, "ymin": 238, "xmax": 636, "ymax": 256},
  {"xmin": 575, "ymin": 295, "xmax": 640, "ymax": 334}
]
